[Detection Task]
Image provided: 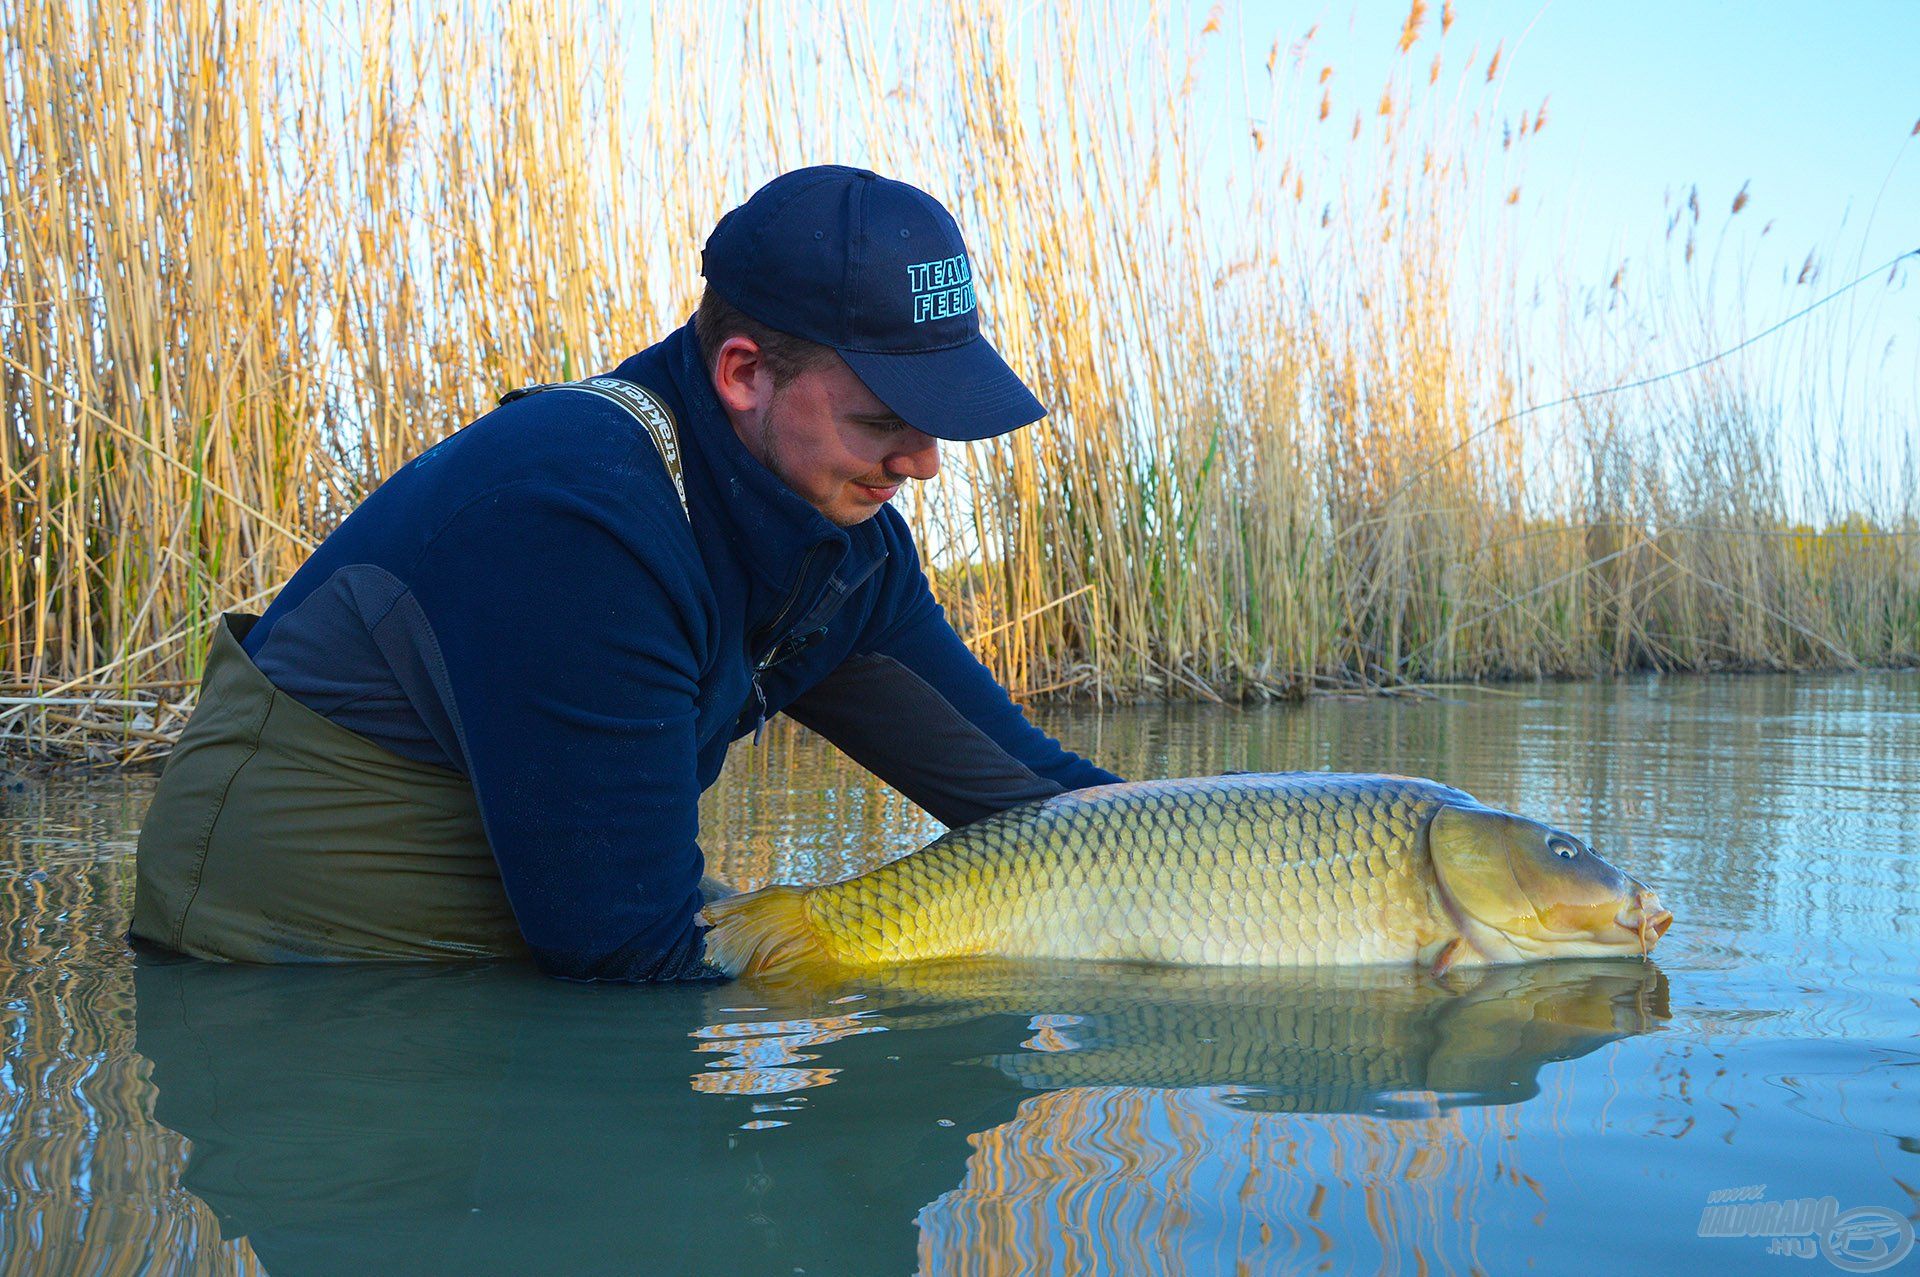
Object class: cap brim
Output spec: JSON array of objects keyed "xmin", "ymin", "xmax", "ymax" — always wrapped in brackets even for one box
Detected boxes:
[{"xmin": 838, "ymin": 337, "xmax": 1045, "ymax": 442}]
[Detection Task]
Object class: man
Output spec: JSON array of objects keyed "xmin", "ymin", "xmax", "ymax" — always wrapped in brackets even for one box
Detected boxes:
[{"xmin": 131, "ymin": 165, "xmax": 1120, "ymax": 981}]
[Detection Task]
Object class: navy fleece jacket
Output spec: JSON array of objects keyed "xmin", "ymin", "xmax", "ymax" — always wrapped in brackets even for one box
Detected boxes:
[{"xmin": 243, "ymin": 321, "xmax": 1120, "ymax": 981}]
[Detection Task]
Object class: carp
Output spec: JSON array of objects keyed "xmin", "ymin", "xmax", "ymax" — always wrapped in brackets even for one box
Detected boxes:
[{"xmin": 698, "ymin": 773, "xmax": 1672, "ymax": 978}]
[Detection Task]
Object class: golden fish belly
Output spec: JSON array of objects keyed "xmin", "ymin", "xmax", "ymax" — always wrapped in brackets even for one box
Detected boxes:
[{"xmin": 802, "ymin": 774, "xmax": 1466, "ymax": 969}]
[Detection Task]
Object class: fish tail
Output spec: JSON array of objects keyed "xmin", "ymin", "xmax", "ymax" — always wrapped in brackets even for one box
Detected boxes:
[{"xmin": 698, "ymin": 885, "xmax": 837, "ymax": 977}]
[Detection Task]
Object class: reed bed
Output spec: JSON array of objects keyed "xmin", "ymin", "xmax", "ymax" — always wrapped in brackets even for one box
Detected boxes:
[{"xmin": 3, "ymin": 0, "xmax": 1914, "ymax": 761}]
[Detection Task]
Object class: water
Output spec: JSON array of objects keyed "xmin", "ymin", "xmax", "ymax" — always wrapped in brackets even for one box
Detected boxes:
[{"xmin": 2, "ymin": 672, "xmax": 1917, "ymax": 1275}]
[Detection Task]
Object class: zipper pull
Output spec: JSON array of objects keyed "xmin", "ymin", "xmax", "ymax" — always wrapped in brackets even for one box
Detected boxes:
[
  {"xmin": 748, "ymin": 627, "xmax": 824, "ymax": 746},
  {"xmin": 750, "ymin": 672, "xmax": 769, "ymax": 745}
]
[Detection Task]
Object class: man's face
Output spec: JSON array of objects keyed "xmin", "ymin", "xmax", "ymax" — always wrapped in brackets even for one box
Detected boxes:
[{"xmin": 742, "ymin": 356, "xmax": 942, "ymax": 527}]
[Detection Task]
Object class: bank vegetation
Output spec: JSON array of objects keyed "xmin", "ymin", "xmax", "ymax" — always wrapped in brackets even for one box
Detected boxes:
[{"xmin": 3, "ymin": 0, "xmax": 1916, "ymax": 762}]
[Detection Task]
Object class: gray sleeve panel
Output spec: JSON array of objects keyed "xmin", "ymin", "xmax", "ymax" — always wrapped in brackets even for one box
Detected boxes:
[
  {"xmin": 244, "ymin": 564, "xmax": 467, "ymax": 772},
  {"xmin": 366, "ymin": 585, "xmax": 470, "ymax": 773},
  {"xmin": 783, "ymin": 652, "xmax": 1065, "ymax": 830}
]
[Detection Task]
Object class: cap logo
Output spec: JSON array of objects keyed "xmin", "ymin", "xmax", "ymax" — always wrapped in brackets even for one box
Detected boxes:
[{"xmin": 907, "ymin": 254, "xmax": 976, "ymax": 324}]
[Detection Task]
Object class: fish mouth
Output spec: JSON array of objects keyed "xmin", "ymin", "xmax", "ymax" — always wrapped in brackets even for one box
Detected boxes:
[{"xmin": 1615, "ymin": 890, "xmax": 1673, "ymax": 954}]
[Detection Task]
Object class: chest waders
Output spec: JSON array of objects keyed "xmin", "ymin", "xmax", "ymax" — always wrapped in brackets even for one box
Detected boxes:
[{"xmin": 131, "ymin": 380, "xmax": 689, "ymax": 963}]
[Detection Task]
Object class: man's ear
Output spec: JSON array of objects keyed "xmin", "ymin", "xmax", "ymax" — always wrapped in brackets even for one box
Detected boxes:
[{"xmin": 711, "ymin": 336, "xmax": 770, "ymax": 414}]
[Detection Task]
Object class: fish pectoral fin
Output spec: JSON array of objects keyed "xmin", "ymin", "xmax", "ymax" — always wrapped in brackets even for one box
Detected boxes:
[
  {"xmin": 1428, "ymin": 937, "xmax": 1464, "ymax": 978},
  {"xmin": 698, "ymin": 885, "xmax": 835, "ymax": 978}
]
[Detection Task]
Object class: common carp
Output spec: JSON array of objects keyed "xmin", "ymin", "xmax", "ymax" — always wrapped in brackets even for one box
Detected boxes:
[{"xmin": 699, "ymin": 773, "xmax": 1673, "ymax": 978}]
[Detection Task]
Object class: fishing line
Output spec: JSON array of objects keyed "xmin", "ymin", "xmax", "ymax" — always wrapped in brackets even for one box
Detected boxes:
[
  {"xmin": 1381, "ymin": 246, "xmax": 1918, "ymax": 666},
  {"xmin": 1386, "ymin": 244, "xmax": 1920, "ymax": 500}
]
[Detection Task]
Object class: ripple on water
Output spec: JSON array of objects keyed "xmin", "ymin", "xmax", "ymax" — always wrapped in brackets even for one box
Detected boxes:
[{"xmin": 690, "ymin": 1011, "xmax": 888, "ymax": 1099}]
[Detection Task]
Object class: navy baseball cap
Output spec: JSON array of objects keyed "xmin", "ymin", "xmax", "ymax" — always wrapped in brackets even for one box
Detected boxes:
[{"xmin": 701, "ymin": 166, "xmax": 1046, "ymax": 442}]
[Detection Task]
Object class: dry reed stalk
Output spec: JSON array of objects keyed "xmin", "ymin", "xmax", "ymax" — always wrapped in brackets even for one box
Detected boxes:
[{"xmin": 1, "ymin": 0, "xmax": 1914, "ymax": 761}]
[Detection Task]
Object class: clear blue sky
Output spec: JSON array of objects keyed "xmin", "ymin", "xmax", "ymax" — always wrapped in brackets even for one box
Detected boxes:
[
  {"xmin": 1402, "ymin": 0, "xmax": 1917, "ymax": 280},
  {"xmin": 1217, "ymin": 0, "xmax": 1918, "ymax": 278}
]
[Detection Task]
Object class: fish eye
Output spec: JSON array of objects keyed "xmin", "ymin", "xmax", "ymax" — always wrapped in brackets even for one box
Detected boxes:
[{"xmin": 1547, "ymin": 837, "xmax": 1579, "ymax": 860}]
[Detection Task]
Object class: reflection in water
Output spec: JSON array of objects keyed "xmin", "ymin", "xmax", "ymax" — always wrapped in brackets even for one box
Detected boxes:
[
  {"xmin": 691, "ymin": 1011, "xmax": 888, "ymax": 1097},
  {"xmin": 982, "ymin": 961, "xmax": 1665, "ymax": 1112},
  {"xmin": 711, "ymin": 962, "xmax": 1668, "ymax": 1274},
  {"xmin": 125, "ymin": 948, "xmax": 1667, "ymax": 1276},
  {"xmin": 730, "ymin": 960, "xmax": 1669, "ymax": 1115},
  {"xmin": 128, "ymin": 955, "xmax": 857, "ymax": 1275},
  {"xmin": 920, "ymin": 1088, "xmax": 1463, "ymax": 1276},
  {"xmin": 0, "ymin": 776, "xmax": 246, "ymax": 1274}
]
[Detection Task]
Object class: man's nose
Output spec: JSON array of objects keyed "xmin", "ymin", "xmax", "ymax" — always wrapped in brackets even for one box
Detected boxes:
[{"xmin": 886, "ymin": 429, "xmax": 940, "ymax": 482}]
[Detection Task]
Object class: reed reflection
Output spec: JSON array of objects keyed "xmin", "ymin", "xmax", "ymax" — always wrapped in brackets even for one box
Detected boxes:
[
  {"xmin": 917, "ymin": 1085, "xmax": 1484, "ymax": 1276},
  {"xmin": 690, "ymin": 1010, "xmax": 887, "ymax": 1096}
]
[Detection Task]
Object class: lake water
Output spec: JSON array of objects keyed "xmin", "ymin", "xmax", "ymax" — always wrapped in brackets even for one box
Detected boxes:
[{"xmin": 2, "ymin": 673, "xmax": 1917, "ymax": 1275}]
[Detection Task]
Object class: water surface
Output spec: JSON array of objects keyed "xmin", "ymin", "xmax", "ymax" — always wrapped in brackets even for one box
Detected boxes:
[{"xmin": 2, "ymin": 673, "xmax": 1916, "ymax": 1274}]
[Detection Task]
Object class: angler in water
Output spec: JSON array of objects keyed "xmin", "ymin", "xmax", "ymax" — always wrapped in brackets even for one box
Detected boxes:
[
  {"xmin": 128, "ymin": 168, "xmax": 1124, "ymax": 978},
  {"xmin": 699, "ymin": 773, "xmax": 1673, "ymax": 978}
]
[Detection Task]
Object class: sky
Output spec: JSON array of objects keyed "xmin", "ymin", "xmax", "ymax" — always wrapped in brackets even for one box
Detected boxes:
[{"xmin": 1372, "ymin": 0, "xmax": 1919, "ymax": 273}]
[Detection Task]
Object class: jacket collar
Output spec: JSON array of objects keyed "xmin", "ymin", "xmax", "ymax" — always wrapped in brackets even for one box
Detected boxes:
[{"xmin": 655, "ymin": 321, "xmax": 887, "ymax": 596}]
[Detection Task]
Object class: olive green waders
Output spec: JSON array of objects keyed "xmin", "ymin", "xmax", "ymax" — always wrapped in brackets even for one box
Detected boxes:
[
  {"xmin": 130, "ymin": 613, "xmax": 530, "ymax": 962},
  {"xmin": 132, "ymin": 377, "xmax": 693, "ymax": 963}
]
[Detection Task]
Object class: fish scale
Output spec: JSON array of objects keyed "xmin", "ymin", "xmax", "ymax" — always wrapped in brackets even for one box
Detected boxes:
[{"xmin": 795, "ymin": 773, "xmax": 1472, "ymax": 968}]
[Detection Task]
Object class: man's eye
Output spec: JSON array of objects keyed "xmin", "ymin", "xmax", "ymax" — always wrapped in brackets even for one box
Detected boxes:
[{"xmin": 864, "ymin": 419, "xmax": 908, "ymax": 434}]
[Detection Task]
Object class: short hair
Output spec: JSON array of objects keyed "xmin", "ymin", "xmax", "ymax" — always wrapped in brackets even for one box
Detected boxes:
[{"xmin": 694, "ymin": 286, "xmax": 837, "ymax": 388}]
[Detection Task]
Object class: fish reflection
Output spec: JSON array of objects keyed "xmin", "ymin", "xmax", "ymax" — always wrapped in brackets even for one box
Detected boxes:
[
  {"xmin": 732, "ymin": 958, "xmax": 1669, "ymax": 1117},
  {"xmin": 980, "ymin": 961, "xmax": 1667, "ymax": 1114}
]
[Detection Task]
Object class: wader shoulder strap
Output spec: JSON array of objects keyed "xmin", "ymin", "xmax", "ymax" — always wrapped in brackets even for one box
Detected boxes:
[{"xmin": 498, "ymin": 377, "xmax": 689, "ymax": 521}]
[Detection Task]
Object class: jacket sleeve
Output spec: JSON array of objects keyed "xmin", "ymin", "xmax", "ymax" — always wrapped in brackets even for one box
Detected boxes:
[
  {"xmin": 406, "ymin": 483, "xmax": 719, "ymax": 982},
  {"xmin": 784, "ymin": 556, "xmax": 1123, "ymax": 830}
]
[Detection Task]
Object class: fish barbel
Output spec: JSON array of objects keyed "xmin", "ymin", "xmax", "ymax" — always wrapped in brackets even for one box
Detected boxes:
[{"xmin": 699, "ymin": 773, "xmax": 1673, "ymax": 979}]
